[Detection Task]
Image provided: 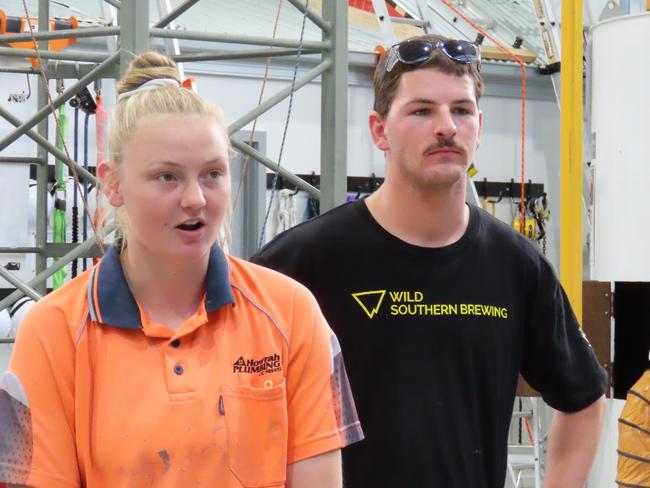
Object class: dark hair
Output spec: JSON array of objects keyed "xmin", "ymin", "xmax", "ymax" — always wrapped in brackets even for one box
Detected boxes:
[{"xmin": 373, "ymin": 34, "xmax": 485, "ymax": 116}]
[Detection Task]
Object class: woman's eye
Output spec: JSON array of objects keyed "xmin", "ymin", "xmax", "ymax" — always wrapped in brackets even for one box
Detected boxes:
[
  {"xmin": 157, "ymin": 173, "xmax": 176, "ymax": 183},
  {"xmin": 206, "ymin": 170, "xmax": 222, "ymax": 180}
]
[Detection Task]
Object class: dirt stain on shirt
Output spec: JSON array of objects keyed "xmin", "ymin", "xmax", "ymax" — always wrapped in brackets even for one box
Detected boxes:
[{"xmin": 158, "ymin": 449, "xmax": 171, "ymax": 473}]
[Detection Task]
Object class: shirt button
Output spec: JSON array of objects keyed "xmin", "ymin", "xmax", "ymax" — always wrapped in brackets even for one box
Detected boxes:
[
  {"xmin": 170, "ymin": 339, "xmax": 181, "ymax": 348},
  {"xmin": 173, "ymin": 364, "xmax": 184, "ymax": 375}
]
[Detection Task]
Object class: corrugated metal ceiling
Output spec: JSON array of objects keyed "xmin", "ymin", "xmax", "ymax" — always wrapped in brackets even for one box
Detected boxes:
[
  {"xmin": 4, "ymin": 0, "xmax": 550, "ymax": 64},
  {"xmin": 394, "ymin": 0, "xmax": 547, "ymax": 64}
]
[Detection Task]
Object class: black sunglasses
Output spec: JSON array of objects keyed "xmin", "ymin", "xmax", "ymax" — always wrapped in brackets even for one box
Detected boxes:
[{"xmin": 385, "ymin": 38, "xmax": 481, "ymax": 72}]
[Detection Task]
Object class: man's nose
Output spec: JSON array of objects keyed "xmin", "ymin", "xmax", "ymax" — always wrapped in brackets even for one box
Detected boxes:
[{"xmin": 434, "ymin": 107, "xmax": 457, "ymax": 139}]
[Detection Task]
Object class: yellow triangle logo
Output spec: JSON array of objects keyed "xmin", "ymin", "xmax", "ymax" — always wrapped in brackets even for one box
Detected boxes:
[{"xmin": 351, "ymin": 290, "xmax": 387, "ymax": 319}]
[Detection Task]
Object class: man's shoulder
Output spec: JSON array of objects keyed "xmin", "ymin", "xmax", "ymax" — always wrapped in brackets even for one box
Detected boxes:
[{"xmin": 473, "ymin": 205, "xmax": 544, "ymax": 261}]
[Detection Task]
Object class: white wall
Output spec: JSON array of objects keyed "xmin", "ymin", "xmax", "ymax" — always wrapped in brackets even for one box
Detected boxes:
[{"xmin": 0, "ymin": 58, "xmax": 36, "ymax": 287}]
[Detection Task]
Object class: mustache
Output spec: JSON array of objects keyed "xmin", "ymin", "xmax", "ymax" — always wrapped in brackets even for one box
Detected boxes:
[{"xmin": 423, "ymin": 137, "xmax": 466, "ymax": 156}]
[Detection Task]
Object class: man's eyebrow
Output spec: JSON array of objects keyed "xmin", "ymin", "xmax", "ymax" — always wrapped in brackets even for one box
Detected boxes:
[
  {"xmin": 405, "ymin": 98, "xmax": 438, "ymax": 106},
  {"xmin": 405, "ymin": 97, "xmax": 475, "ymax": 105}
]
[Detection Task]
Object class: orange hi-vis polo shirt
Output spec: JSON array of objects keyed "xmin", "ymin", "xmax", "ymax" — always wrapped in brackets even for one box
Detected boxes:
[{"xmin": 0, "ymin": 246, "xmax": 363, "ymax": 488}]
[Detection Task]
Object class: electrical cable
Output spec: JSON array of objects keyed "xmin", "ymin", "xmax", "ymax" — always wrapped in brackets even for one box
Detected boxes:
[
  {"xmin": 258, "ymin": 0, "xmax": 310, "ymax": 248},
  {"xmin": 232, "ymin": 0, "xmax": 284, "ymax": 212},
  {"xmin": 83, "ymin": 111, "xmax": 90, "ymax": 271},
  {"xmin": 71, "ymin": 105, "xmax": 79, "ymax": 278}
]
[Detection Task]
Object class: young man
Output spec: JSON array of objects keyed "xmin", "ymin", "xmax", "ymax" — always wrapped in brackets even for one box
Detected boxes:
[{"xmin": 252, "ymin": 34, "xmax": 606, "ymax": 488}]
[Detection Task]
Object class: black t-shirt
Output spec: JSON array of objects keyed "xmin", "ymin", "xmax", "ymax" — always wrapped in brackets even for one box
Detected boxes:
[{"xmin": 251, "ymin": 199, "xmax": 606, "ymax": 488}]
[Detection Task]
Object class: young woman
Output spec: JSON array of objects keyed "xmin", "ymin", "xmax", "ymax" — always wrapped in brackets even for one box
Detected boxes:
[{"xmin": 0, "ymin": 52, "xmax": 362, "ymax": 488}]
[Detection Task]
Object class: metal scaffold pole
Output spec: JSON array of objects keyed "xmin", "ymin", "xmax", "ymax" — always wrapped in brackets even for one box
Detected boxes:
[
  {"xmin": 320, "ymin": 0, "xmax": 348, "ymax": 211},
  {"xmin": 34, "ymin": 0, "xmax": 50, "ymax": 294}
]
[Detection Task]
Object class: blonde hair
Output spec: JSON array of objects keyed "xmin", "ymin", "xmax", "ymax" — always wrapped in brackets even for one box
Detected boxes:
[{"xmin": 104, "ymin": 51, "xmax": 231, "ymax": 249}]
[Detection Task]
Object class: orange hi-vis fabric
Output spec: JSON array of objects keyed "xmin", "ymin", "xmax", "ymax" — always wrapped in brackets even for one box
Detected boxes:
[
  {"xmin": 617, "ymin": 368, "xmax": 650, "ymax": 487},
  {"xmin": 0, "ymin": 246, "xmax": 363, "ymax": 488}
]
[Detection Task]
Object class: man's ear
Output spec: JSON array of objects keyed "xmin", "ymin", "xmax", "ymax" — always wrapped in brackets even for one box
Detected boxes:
[
  {"xmin": 369, "ymin": 111, "xmax": 390, "ymax": 152},
  {"xmin": 97, "ymin": 160, "xmax": 124, "ymax": 207},
  {"xmin": 476, "ymin": 110, "xmax": 483, "ymax": 151}
]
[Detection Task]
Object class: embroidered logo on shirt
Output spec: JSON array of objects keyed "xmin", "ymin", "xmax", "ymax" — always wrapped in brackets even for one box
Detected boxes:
[{"xmin": 233, "ymin": 354, "xmax": 282, "ymax": 375}]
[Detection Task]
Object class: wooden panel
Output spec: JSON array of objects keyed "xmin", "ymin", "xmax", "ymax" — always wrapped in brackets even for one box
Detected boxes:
[
  {"xmin": 582, "ymin": 281, "xmax": 612, "ymax": 396},
  {"xmin": 517, "ymin": 281, "xmax": 612, "ymax": 397}
]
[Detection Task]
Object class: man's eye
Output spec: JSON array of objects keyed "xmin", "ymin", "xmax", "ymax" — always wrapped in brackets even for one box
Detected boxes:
[
  {"xmin": 207, "ymin": 170, "xmax": 222, "ymax": 180},
  {"xmin": 413, "ymin": 108, "xmax": 430, "ymax": 116},
  {"xmin": 453, "ymin": 108, "xmax": 470, "ymax": 115}
]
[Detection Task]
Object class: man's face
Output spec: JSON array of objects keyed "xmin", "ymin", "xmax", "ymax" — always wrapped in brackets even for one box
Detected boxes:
[{"xmin": 370, "ymin": 68, "xmax": 482, "ymax": 192}]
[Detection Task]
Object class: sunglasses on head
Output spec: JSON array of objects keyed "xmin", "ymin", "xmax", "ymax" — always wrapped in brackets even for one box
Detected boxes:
[{"xmin": 385, "ymin": 38, "xmax": 481, "ymax": 72}]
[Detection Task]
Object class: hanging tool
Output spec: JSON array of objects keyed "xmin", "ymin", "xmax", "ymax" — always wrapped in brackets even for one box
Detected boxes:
[
  {"xmin": 82, "ymin": 109, "xmax": 91, "ymax": 271},
  {"xmin": 8, "ymin": 74, "xmax": 32, "ymax": 103},
  {"xmin": 482, "ymin": 190, "xmax": 504, "ymax": 217},
  {"xmin": 53, "ymin": 79, "xmax": 68, "ymax": 289},
  {"xmin": 0, "ymin": 9, "xmax": 78, "ymax": 68},
  {"xmin": 528, "ymin": 193, "xmax": 551, "ymax": 254},
  {"xmin": 70, "ymin": 93, "xmax": 80, "ymax": 278},
  {"xmin": 68, "ymin": 85, "xmax": 97, "ymax": 273}
]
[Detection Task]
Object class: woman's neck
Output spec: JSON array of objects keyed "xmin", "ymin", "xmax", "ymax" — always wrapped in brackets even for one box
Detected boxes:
[{"xmin": 120, "ymin": 244, "xmax": 209, "ymax": 331}]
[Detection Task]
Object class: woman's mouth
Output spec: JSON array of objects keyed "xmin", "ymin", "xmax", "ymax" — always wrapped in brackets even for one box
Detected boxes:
[{"xmin": 176, "ymin": 220, "xmax": 204, "ymax": 231}]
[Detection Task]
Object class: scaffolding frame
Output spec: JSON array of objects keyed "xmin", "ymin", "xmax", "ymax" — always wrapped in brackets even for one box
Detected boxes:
[{"xmin": 0, "ymin": 0, "xmax": 347, "ymax": 315}]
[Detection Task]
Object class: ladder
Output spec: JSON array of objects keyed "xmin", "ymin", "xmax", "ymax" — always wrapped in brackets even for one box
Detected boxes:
[{"xmin": 506, "ymin": 397, "xmax": 544, "ymax": 488}]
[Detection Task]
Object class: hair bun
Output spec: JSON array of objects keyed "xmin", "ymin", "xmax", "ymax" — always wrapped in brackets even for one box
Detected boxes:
[{"xmin": 116, "ymin": 51, "xmax": 181, "ymax": 96}]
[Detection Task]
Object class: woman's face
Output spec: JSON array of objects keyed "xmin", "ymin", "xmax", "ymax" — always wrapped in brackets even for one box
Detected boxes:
[{"xmin": 102, "ymin": 112, "xmax": 231, "ymax": 266}]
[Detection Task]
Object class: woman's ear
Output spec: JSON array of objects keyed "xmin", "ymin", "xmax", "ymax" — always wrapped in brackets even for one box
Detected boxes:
[{"xmin": 97, "ymin": 160, "xmax": 124, "ymax": 207}]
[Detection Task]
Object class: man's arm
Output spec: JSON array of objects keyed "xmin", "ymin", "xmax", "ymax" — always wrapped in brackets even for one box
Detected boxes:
[
  {"xmin": 543, "ymin": 394, "xmax": 606, "ymax": 487},
  {"xmin": 286, "ymin": 450, "xmax": 342, "ymax": 488}
]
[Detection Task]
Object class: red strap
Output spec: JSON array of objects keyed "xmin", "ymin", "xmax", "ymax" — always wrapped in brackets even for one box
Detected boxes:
[{"xmin": 181, "ymin": 77, "xmax": 196, "ymax": 91}]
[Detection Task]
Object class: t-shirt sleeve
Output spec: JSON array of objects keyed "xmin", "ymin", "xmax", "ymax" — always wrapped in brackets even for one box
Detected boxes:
[
  {"xmin": 284, "ymin": 285, "xmax": 363, "ymax": 463},
  {"xmin": 0, "ymin": 303, "xmax": 80, "ymax": 488},
  {"xmin": 520, "ymin": 257, "xmax": 607, "ymax": 412}
]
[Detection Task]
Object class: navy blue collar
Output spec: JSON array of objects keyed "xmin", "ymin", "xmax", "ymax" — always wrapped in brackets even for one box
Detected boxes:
[{"xmin": 88, "ymin": 246, "xmax": 234, "ymax": 329}]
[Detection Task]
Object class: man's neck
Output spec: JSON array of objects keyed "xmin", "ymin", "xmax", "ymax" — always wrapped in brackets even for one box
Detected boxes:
[{"xmin": 365, "ymin": 177, "xmax": 470, "ymax": 248}]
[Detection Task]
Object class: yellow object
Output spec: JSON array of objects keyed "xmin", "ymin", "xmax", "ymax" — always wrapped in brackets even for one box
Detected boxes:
[
  {"xmin": 512, "ymin": 218, "xmax": 536, "ymax": 239},
  {"xmin": 482, "ymin": 198, "xmax": 496, "ymax": 217},
  {"xmin": 617, "ymin": 369, "xmax": 650, "ymax": 486},
  {"xmin": 560, "ymin": 0, "xmax": 583, "ymax": 322},
  {"xmin": 467, "ymin": 163, "xmax": 479, "ymax": 177}
]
